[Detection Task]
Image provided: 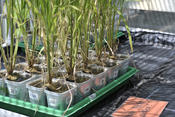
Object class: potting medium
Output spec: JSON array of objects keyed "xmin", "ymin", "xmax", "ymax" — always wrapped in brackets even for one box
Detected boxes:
[
  {"xmin": 15, "ymin": 62, "xmax": 26, "ymax": 71},
  {"xmin": 45, "ymin": 79, "xmax": 77, "ymax": 110}
]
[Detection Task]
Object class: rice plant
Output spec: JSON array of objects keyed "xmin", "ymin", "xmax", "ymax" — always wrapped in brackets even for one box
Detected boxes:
[
  {"xmin": 14, "ymin": 0, "xmax": 39, "ymax": 72},
  {"xmin": 0, "ymin": 0, "xmax": 19, "ymax": 80}
]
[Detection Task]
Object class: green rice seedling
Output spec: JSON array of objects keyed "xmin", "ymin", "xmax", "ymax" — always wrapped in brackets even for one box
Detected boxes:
[{"xmin": 0, "ymin": 0, "xmax": 19, "ymax": 80}]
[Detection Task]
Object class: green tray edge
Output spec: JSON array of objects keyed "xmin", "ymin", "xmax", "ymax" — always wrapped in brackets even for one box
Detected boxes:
[
  {"xmin": 0, "ymin": 67, "xmax": 138, "ymax": 117},
  {"xmin": 65, "ymin": 66, "xmax": 138, "ymax": 117}
]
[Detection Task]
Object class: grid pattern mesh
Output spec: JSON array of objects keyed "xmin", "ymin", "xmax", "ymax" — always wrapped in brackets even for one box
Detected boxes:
[{"xmin": 124, "ymin": 0, "xmax": 175, "ymax": 34}]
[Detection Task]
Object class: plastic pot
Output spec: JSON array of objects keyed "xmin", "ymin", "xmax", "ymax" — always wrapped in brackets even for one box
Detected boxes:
[
  {"xmin": 105, "ymin": 65, "xmax": 119, "ymax": 84},
  {"xmin": 26, "ymin": 78, "xmax": 46, "ymax": 106},
  {"xmin": 102, "ymin": 59, "xmax": 119, "ymax": 84},
  {"xmin": 117, "ymin": 54, "xmax": 130, "ymax": 76},
  {"xmin": 0, "ymin": 70, "xmax": 6, "ymax": 96},
  {"xmin": 88, "ymin": 64, "xmax": 107, "ymax": 90},
  {"xmin": 5, "ymin": 73, "xmax": 40, "ymax": 101},
  {"xmin": 45, "ymin": 79, "xmax": 77, "ymax": 110},
  {"xmin": 92, "ymin": 71, "xmax": 107, "ymax": 90},
  {"xmin": 74, "ymin": 72, "xmax": 93, "ymax": 102},
  {"xmin": 0, "ymin": 79, "xmax": 6, "ymax": 96}
]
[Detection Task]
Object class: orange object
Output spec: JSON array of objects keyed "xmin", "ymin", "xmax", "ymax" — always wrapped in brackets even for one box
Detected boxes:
[{"xmin": 112, "ymin": 96, "xmax": 168, "ymax": 117}]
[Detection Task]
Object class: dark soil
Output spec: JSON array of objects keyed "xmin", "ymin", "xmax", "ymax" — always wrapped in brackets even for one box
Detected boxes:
[
  {"xmin": 75, "ymin": 77, "xmax": 89, "ymax": 83},
  {"xmin": 7, "ymin": 72, "xmax": 31, "ymax": 82},
  {"xmin": 0, "ymin": 72, "xmax": 6, "ymax": 78},
  {"xmin": 25, "ymin": 64, "xmax": 48, "ymax": 74},
  {"xmin": 15, "ymin": 64, "xmax": 26, "ymax": 71},
  {"xmin": 66, "ymin": 76, "xmax": 90, "ymax": 83},
  {"xmin": 15, "ymin": 63, "xmax": 44, "ymax": 74},
  {"xmin": 30, "ymin": 80, "xmax": 44, "ymax": 88},
  {"xmin": 87, "ymin": 65, "xmax": 104, "ymax": 75},
  {"xmin": 103, "ymin": 59, "xmax": 117, "ymax": 67},
  {"xmin": 88, "ymin": 57, "xmax": 117, "ymax": 69},
  {"xmin": 30, "ymin": 79, "xmax": 71, "ymax": 93},
  {"xmin": 47, "ymin": 83, "xmax": 70, "ymax": 93},
  {"xmin": 101, "ymin": 55, "xmax": 128, "ymax": 67},
  {"xmin": 30, "ymin": 65, "xmax": 43, "ymax": 72},
  {"xmin": 51, "ymin": 70, "xmax": 65, "ymax": 78}
]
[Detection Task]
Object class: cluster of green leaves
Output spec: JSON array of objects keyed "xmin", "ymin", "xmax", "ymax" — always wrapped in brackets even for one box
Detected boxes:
[
  {"xmin": 0, "ymin": 0, "xmax": 134, "ymax": 83},
  {"xmin": 0, "ymin": 0, "xmax": 19, "ymax": 80},
  {"xmin": 25, "ymin": 0, "xmax": 61, "ymax": 84},
  {"xmin": 14, "ymin": 0, "xmax": 37, "ymax": 69},
  {"xmin": 94, "ymin": 0, "xmax": 133, "ymax": 59}
]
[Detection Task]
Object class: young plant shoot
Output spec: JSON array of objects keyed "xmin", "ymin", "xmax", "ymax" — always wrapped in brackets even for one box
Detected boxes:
[{"xmin": 0, "ymin": 0, "xmax": 19, "ymax": 80}]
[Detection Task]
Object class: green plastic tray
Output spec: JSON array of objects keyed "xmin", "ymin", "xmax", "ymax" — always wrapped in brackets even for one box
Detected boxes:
[{"xmin": 0, "ymin": 67, "xmax": 138, "ymax": 117}]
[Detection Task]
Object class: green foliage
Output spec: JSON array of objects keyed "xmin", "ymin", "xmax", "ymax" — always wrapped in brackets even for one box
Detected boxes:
[
  {"xmin": 0, "ymin": 0, "xmax": 135, "ymax": 82},
  {"xmin": 0, "ymin": 0, "xmax": 19, "ymax": 79}
]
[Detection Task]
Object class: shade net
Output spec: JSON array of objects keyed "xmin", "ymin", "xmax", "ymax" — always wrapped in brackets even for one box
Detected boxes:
[{"xmin": 123, "ymin": 0, "xmax": 175, "ymax": 34}]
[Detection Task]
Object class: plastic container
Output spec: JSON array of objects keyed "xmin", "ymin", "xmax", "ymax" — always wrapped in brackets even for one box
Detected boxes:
[
  {"xmin": 5, "ymin": 74, "xmax": 40, "ymax": 101},
  {"xmin": 0, "ymin": 70, "xmax": 7, "ymax": 96},
  {"xmin": 0, "ymin": 78, "xmax": 6, "ymax": 96},
  {"xmin": 105, "ymin": 65, "xmax": 119, "ymax": 83},
  {"xmin": 45, "ymin": 79, "xmax": 77, "ymax": 110},
  {"xmin": 92, "ymin": 71, "xmax": 107, "ymax": 90},
  {"xmin": 117, "ymin": 54, "xmax": 130, "ymax": 76},
  {"xmin": 87, "ymin": 64, "xmax": 107, "ymax": 90},
  {"xmin": 0, "ymin": 67, "xmax": 138, "ymax": 117},
  {"xmin": 26, "ymin": 78, "xmax": 46, "ymax": 106},
  {"xmin": 73, "ymin": 73, "xmax": 93, "ymax": 102},
  {"xmin": 119, "ymin": 59, "xmax": 129, "ymax": 75}
]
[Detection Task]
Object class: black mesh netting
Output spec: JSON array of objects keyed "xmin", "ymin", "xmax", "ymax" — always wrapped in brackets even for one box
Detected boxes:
[{"xmin": 81, "ymin": 31, "xmax": 175, "ymax": 117}]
